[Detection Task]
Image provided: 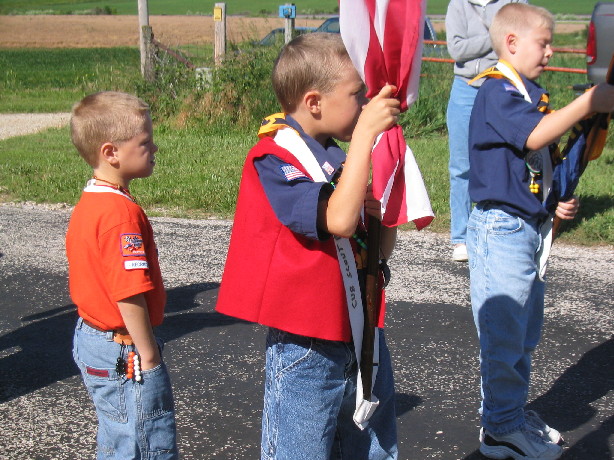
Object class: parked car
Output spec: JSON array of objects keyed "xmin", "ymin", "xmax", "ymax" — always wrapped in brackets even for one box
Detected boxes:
[
  {"xmin": 256, "ymin": 26, "xmax": 316, "ymax": 46},
  {"xmin": 313, "ymin": 16, "xmax": 446, "ymax": 57},
  {"xmin": 586, "ymin": 2, "xmax": 614, "ymax": 84}
]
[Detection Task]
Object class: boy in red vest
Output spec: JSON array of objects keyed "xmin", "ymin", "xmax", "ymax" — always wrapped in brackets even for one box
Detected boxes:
[
  {"xmin": 216, "ymin": 33, "xmax": 401, "ymax": 459},
  {"xmin": 66, "ymin": 91, "xmax": 177, "ymax": 459}
]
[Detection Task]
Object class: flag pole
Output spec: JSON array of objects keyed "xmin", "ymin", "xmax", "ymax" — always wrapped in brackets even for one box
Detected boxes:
[
  {"xmin": 361, "ymin": 216, "xmax": 381, "ymax": 400},
  {"xmin": 552, "ymin": 53, "xmax": 614, "ymax": 238}
]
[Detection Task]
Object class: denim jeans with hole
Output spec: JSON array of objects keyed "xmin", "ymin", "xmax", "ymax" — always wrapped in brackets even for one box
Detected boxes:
[
  {"xmin": 466, "ymin": 204, "xmax": 545, "ymax": 435},
  {"xmin": 73, "ymin": 317, "xmax": 178, "ymax": 459},
  {"xmin": 447, "ymin": 77, "xmax": 479, "ymax": 245},
  {"xmin": 261, "ymin": 328, "xmax": 397, "ymax": 460}
]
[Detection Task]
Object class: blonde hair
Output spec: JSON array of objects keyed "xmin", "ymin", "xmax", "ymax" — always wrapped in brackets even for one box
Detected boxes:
[
  {"xmin": 490, "ymin": 3, "xmax": 555, "ymax": 55},
  {"xmin": 70, "ymin": 91, "xmax": 150, "ymax": 167},
  {"xmin": 272, "ymin": 32, "xmax": 354, "ymax": 113}
]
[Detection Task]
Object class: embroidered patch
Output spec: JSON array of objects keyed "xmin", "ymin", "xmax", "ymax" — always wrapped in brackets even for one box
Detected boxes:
[
  {"xmin": 503, "ymin": 83, "xmax": 519, "ymax": 93},
  {"xmin": 124, "ymin": 260, "xmax": 149, "ymax": 270},
  {"xmin": 86, "ymin": 366, "xmax": 109, "ymax": 378},
  {"xmin": 280, "ymin": 164, "xmax": 308, "ymax": 181},
  {"xmin": 120, "ymin": 233, "xmax": 145, "ymax": 257},
  {"xmin": 321, "ymin": 161, "xmax": 335, "ymax": 176}
]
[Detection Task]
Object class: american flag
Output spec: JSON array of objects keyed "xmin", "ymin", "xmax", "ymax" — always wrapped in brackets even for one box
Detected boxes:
[
  {"xmin": 280, "ymin": 164, "xmax": 308, "ymax": 181},
  {"xmin": 340, "ymin": 0, "xmax": 434, "ymax": 229}
]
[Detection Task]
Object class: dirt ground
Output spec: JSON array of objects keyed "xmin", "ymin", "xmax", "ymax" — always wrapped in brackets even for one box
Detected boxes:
[
  {"xmin": 0, "ymin": 15, "xmax": 324, "ymax": 48},
  {"xmin": 0, "ymin": 15, "xmax": 586, "ymax": 48}
]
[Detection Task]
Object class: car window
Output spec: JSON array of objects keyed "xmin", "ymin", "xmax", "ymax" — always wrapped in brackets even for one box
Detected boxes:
[{"xmin": 322, "ymin": 19, "xmax": 340, "ymax": 33}]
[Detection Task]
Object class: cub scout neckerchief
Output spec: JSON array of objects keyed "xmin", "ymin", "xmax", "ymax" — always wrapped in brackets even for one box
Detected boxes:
[
  {"xmin": 259, "ymin": 113, "xmax": 381, "ymax": 430},
  {"xmin": 470, "ymin": 60, "xmax": 555, "ymax": 280}
]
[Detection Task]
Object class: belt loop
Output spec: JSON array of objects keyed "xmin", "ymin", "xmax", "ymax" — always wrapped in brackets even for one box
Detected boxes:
[
  {"xmin": 76, "ymin": 317, "xmax": 84, "ymax": 330},
  {"xmin": 106, "ymin": 331, "xmax": 114, "ymax": 342}
]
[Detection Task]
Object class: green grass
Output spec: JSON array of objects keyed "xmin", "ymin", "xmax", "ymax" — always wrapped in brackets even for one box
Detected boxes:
[
  {"xmin": 0, "ymin": 31, "xmax": 610, "ymax": 246},
  {"xmin": 0, "ymin": 125, "xmax": 249, "ymax": 218},
  {"xmin": 1, "ymin": 124, "xmax": 611, "ymax": 245},
  {"xmin": 0, "ymin": 0, "xmax": 597, "ymax": 16},
  {"xmin": 0, "ymin": 47, "xmax": 140, "ymax": 112}
]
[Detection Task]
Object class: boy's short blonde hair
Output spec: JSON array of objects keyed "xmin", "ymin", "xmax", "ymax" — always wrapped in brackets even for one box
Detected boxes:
[
  {"xmin": 490, "ymin": 3, "xmax": 554, "ymax": 55},
  {"xmin": 70, "ymin": 91, "xmax": 150, "ymax": 167},
  {"xmin": 272, "ymin": 33, "xmax": 354, "ymax": 113}
]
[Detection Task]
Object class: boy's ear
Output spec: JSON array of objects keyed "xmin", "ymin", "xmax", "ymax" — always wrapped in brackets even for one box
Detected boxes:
[
  {"xmin": 304, "ymin": 90, "xmax": 322, "ymax": 114},
  {"xmin": 100, "ymin": 142, "xmax": 120, "ymax": 166},
  {"xmin": 506, "ymin": 33, "xmax": 518, "ymax": 54}
]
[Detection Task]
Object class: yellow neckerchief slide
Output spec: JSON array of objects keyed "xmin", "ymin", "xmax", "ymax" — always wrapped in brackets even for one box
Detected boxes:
[{"xmin": 258, "ymin": 113, "xmax": 294, "ymax": 139}]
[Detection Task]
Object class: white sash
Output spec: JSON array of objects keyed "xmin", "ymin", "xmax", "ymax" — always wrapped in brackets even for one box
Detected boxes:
[
  {"xmin": 273, "ymin": 127, "xmax": 380, "ymax": 429},
  {"xmin": 495, "ymin": 62, "xmax": 554, "ymax": 281}
]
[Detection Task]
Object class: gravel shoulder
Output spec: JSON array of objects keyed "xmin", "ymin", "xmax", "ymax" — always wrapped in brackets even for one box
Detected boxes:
[
  {"xmin": 0, "ymin": 112, "xmax": 71, "ymax": 140},
  {"xmin": 0, "ymin": 202, "xmax": 612, "ymax": 459}
]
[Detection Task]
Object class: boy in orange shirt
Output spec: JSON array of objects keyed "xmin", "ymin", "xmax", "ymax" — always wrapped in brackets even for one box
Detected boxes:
[{"xmin": 66, "ymin": 91, "xmax": 177, "ymax": 459}]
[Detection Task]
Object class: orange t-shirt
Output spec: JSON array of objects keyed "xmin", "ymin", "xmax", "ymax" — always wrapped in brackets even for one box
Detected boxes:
[{"xmin": 66, "ymin": 186, "xmax": 166, "ymax": 330}]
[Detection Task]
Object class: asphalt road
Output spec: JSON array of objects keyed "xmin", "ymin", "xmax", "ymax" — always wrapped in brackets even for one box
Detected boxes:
[{"xmin": 0, "ymin": 203, "xmax": 612, "ymax": 459}]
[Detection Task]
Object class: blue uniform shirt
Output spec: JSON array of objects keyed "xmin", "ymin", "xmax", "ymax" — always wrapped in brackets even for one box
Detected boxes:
[
  {"xmin": 468, "ymin": 74, "xmax": 550, "ymax": 221},
  {"xmin": 254, "ymin": 115, "xmax": 346, "ymax": 240}
]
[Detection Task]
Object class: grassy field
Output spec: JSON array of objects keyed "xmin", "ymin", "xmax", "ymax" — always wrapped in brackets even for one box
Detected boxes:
[
  {"xmin": 0, "ymin": 0, "xmax": 598, "ymax": 16},
  {"xmin": 0, "ymin": 27, "xmax": 611, "ymax": 245},
  {"xmin": 0, "ymin": 47, "xmax": 140, "ymax": 112},
  {"xmin": 1, "ymin": 124, "xmax": 611, "ymax": 244}
]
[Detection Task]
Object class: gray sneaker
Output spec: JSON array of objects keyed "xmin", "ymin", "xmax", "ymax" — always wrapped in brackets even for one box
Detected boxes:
[
  {"xmin": 480, "ymin": 426, "xmax": 563, "ymax": 460},
  {"xmin": 525, "ymin": 410, "xmax": 563, "ymax": 445}
]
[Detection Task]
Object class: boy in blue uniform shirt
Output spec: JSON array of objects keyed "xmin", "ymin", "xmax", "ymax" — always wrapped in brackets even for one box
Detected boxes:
[
  {"xmin": 216, "ymin": 33, "xmax": 401, "ymax": 459},
  {"xmin": 467, "ymin": 4, "xmax": 614, "ymax": 459}
]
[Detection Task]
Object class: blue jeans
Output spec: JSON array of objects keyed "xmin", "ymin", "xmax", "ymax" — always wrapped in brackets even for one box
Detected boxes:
[
  {"xmin": 73, "ymin": 318, "xmax": 178, "ymax": 459},
  {"xmin": 447, "ymin": 77, "xmax": 479, "ymax": 245},
  {"xmin": 466, "ymin": 205, "xmax": 545, "ymax": 435},
  {"xmin": 261, "ymin": 328, "xmax": 397, "ymax": 460}
]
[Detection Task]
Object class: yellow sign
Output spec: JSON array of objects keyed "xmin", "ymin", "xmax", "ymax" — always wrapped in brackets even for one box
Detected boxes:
[{"xmin": 213, "ymin": 6, "xmax": 223, "ymax": 21}]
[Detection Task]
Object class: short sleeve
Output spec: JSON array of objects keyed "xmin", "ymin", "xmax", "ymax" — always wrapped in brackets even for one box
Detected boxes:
[
  {"xmin": 482, "ymin": 80, "xmax": 544, "ymax": 152},
  {"xmin": 98, "ymin": 219, "xmax": 156, "ymax": 302},
  {"xmin": 255, "ymin": 155, "xmax": 330, "ymax": 240}
]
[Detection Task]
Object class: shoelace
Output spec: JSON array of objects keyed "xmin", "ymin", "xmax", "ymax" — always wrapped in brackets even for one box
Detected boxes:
[
  {"xmin": 525, "ymin": 410, "xmax": 551, "ymax": 437},
  {"xmin": 522, "ymin": 424, "xmax": 550, "ymax": 445}
]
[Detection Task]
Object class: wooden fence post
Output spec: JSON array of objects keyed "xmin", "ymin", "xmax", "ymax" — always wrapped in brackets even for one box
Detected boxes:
[
  {"xmin": 283, "ymin": 4, "xmax": 295, "ymax": 44},
  {"xmin": 138, "ymin": 0, "xmax": 153, "ymax": 80},
  {"xmin": 214, "ymin": 3, "xmax": 226, "ymax": 66},
  {"xmin": 142, "ymin": 25, "xmax": 155, "ymax": 82}
]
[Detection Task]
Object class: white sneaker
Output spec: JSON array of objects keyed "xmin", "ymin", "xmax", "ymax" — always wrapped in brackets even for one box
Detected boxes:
[
  {"xmin": 452, "ymin": 244, "xmax": 468, "ymax": 262},
  {"xmin": 480, "ymin": 412, "xmax": 563, "ymax": 446},
  {"xmin": 480, "ymin": 426, "xmax": 563, "ymax": 460},
  {"xmin": 525, "ymin": 410, "xmax": 563, "ymax": 445}
]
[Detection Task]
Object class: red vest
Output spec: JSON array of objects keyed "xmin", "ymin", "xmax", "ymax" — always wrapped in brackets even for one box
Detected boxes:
[{"xmin": 216, "ymin": 137, "xmax": 386, "ymax": 342}]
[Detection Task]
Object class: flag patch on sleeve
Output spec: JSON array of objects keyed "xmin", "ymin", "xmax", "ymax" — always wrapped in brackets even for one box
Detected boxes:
[
  {"xmin": 279, "ymin": 164, "xmax": 307, "ymax": 182},
  {"xmin": 120, "ymin": 233, "xmax": 146, "ymax": 257},
  {"xmin": 503, "ymin": 84, "xmax": 520, "ymax": 93},
  {"xmin": 280, "ymin": 164, "xmax": 308, "ymax": 182}
]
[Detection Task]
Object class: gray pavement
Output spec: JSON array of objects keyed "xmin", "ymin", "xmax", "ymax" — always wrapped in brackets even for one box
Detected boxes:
[{"xmin": 0, "ymin": 203, "xmax": 612, "ymax": 459}]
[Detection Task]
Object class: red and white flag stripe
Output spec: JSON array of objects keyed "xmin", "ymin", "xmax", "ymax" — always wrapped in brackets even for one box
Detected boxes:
[{"xmin": 340, "ymin": 0, "xmax": 434, "ymax": 228}]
